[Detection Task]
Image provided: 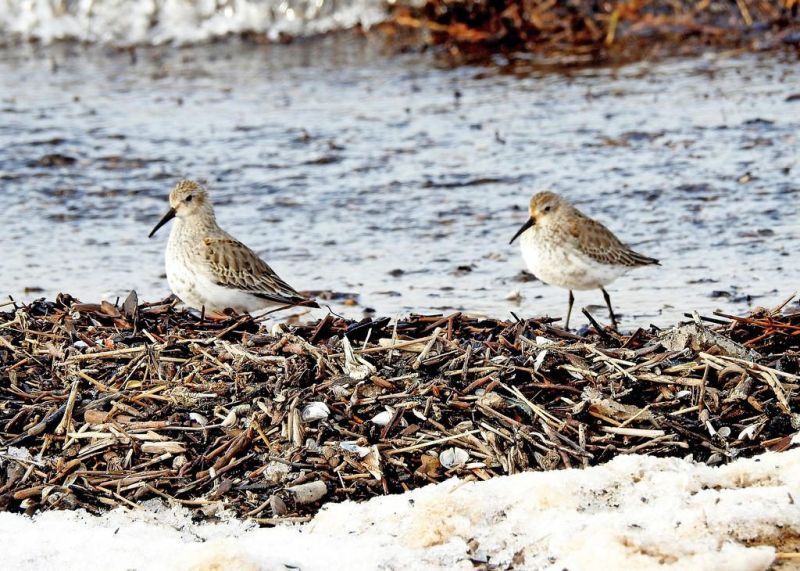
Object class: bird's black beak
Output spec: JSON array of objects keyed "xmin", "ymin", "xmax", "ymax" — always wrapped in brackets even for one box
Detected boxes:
[
  {"xmin": 509, "ymin": 217, "xmax": 534, "ymax": 244},
  {"xmin": 149, "ymin": 207, "xmax": 176, "ymax": 238}
]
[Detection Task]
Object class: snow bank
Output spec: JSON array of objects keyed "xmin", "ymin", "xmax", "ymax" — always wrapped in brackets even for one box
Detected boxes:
[
  {"xmin": 3, "ymin": 450, "xmax": 799, "ymax": 571},
  {"xmin": 0, "ymin": 0, "xmax": 386, "ymax": 45}
]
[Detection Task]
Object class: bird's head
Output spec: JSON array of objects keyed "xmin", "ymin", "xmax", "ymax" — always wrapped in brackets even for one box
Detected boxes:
[
  {"xmin": 169, "ymin": 180, "xmax": 211, "ymax": 217},
  {"xmin": 149, "ymin": 180, "xmax": 212, "ymax": 238},
  {"xmin": 510, "ymin": 191, "xmax": 567, "ymax": 244}
]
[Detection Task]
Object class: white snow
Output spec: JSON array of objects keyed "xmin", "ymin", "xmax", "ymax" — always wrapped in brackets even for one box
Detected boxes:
[
  {"xmin": 2, "ymin": 450, "xmax": 799, "ymax": 570},
  {"xmin": 0, "ymin": 0, "xmax": 387, "ymax": 45}
]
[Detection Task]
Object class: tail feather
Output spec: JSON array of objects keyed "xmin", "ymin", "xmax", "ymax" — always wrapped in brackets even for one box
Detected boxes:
[
  {"xmin": 254, "ymin": 291, "xmax": 319, "ymax": 308},
  {"xmin": 631, "ymin": 251, "xmax": 660, "ymax": 266},
  {"xmin": 615, "ymin": 247, "xmax": 659, "ymax": 267}
]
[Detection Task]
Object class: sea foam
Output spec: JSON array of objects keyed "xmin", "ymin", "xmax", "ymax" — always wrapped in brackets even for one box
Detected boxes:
[{"xmin": 0, "ymin": 0, "xmax": 387, "ymax": 45}]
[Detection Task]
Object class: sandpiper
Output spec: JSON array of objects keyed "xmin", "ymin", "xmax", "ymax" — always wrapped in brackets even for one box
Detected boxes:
[
  {"xmin": 509, "ymin": 191, "xmax": 658, "ymax": 329},
  {"xmin": 149, "ymin": 180, "xmax": 318, "ymax": 317}
]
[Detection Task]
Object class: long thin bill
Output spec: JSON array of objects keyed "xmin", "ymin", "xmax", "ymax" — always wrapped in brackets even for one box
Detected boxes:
[
  {"xmin": 148, "ymin": 207, "xmax": 176, "ymax": 238},
  {"xmin": 509, "ymin": 218, "xmax": 534, "ymax": 244}
]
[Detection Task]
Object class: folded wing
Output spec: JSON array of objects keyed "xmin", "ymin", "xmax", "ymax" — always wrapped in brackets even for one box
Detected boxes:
[
  {"xmin": 568, "ymin": 216, "xmax": 659, "ymax": 268},
  {"xmin": 201, "ymin": 236, "xmax": 317, "ymax": 307}
]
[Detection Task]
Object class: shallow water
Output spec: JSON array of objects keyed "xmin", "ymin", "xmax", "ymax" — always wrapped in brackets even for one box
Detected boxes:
[{"xmin": 1, "ymin": 38, "xmax": 798, "ymax": 328}]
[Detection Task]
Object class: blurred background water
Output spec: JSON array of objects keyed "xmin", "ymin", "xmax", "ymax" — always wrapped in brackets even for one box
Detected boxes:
[{"xmin": 0, "ymin": 2, "xmax": 798, "ymax": 328}]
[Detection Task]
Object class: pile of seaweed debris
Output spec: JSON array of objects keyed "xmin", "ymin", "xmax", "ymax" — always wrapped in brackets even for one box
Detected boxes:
[
  {"xmin": 383, "ymin": 0, "xmax": 800, "ymax": 65},
  {"xmin": 0, "ymin": 293, "xmax": 798, "ymax": 524}
]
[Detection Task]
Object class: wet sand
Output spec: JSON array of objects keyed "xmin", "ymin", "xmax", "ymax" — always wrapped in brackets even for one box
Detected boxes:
[{"xmin": 1, "ymin": 37, "xmax": 798, "ymax": 328}]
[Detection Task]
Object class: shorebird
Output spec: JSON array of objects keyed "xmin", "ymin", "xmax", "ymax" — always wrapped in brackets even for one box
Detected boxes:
[
  {"xmin": 509, "ymin": 191, "xmax": 658, "ymax": 330},
  {"xmin": 149, "ymin": 180, "xmax": 318, "ymax": 317}
]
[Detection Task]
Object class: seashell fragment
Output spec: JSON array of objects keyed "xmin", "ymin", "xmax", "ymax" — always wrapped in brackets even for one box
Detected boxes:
[
  {"xmin": 439, "ymin": 446, "xmax": 469, "ymax": 469},
  {"xmin": 301, "ymin": 402, "xmax": 330, "ymax": 422},
  {"xmin": 286, "ymin": 480, "xmax": 327, "ymax": 504},
  {"xmin": 370, "ymin": 409, "xmax": 393, "ymax": 426}
]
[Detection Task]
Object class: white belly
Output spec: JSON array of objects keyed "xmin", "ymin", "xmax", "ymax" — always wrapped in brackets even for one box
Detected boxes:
[
  {"xmin": 520, "ymin": 231, "xmax": 627, "ymax": 291},
  {"xmin": 165, "ymin": 237, "xmax": 269, "ymax": 314}
]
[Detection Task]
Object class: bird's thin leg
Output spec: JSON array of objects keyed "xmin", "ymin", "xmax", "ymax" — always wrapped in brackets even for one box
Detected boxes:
[
  {"xmin": 200, "ymin": 305, "xmax": 206, "ymax": 323},
  {"xmin": 565, "ymin": 290, "xmax": 575, "ymax": 330},
  {"xmin": 601, "ymin": 288, "xmax": 618, "ymax": 330}
]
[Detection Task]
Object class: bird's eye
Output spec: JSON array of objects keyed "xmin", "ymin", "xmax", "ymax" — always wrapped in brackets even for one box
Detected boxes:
[
  {"xmin": 185, "ymin": 195, "xmax": 193, "ymax": 203},
  {"xmin": 543, "ymin": 205, "xmax": 551, "ymax": 213}
]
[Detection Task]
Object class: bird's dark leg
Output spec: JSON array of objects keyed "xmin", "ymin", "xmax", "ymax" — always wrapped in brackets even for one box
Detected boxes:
[
  {"xmin": 601, "ymin": 288, "xmax": 618, "ymax": 330},
  {"xmin": 565, "ymin": 290, "xmax": 575, "ymax": 330}
]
